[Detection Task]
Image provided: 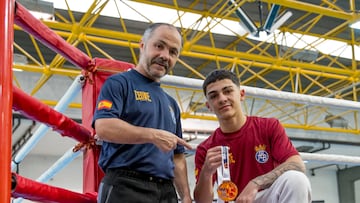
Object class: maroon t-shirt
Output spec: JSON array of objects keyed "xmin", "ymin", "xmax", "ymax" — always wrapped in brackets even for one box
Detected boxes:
[{"xmin": 195, "ymin": 116, "xmax": 299, "ymax": 192}]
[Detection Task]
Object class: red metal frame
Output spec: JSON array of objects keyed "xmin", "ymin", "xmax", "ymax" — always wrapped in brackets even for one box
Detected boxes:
[
  {"xmin": 11, "ymin": 1, "xmax": 134, "ymax": 200},
  {"xmin": 81, "ymin": 59, "xmax": 133, "ymax": 193},
  {"xmin": 0, "ymin": 0, "xmax": 14, "ymax": 202}
]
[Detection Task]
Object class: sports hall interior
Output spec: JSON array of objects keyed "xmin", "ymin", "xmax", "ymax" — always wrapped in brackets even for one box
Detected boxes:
[{"xmin": 3, "ymin": 0, "xmax": 360, "ymax": 203}]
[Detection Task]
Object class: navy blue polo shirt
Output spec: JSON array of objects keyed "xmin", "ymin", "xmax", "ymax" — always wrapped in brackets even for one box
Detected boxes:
[{"xmin": 92, "ymin": 69, "xmax": 185, "ymax": 179}]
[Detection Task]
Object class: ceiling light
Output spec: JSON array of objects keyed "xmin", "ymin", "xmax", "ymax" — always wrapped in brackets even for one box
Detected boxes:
[
  {"xmin": 263, "ymin": 4, "xmax": 293, "ymax": 34},
  {"xmin": 350, "ymin": 20, "xmax": 360, "ymax": 30},
  {"xmin": 268, "ymin": 11, "xmax": 293, "ymax": 33},
  {"xmin": 228, "ymin": 1, "xmax": 292, "ymax": 37},
  {"xmin": 235, "ymin": 7, "xmax": 258, "ymax": 36},
  {"xmin": 263, "ymin": 4, "xmax": 281, "ymax": 33},
  {"xmin": 228, "ymin": 0, "xmax": 258, "ymax": 36}
]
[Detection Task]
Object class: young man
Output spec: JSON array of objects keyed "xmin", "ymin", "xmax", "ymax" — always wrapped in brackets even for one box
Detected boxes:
[
  {"xmin": 93, "ymin": 23, "xmax": 192, "ymax": 203},
  {"xmin": 194, "ymin": 69, "xmax": 311, "ymax": 203}
]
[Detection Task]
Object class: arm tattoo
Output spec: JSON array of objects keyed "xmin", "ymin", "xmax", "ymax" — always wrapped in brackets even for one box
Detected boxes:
[{"xmin": 252, "ymin": 161, "xmax": 304, "ymax": 190}]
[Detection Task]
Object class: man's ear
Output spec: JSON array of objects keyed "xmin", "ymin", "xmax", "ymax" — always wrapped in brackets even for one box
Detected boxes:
[
  {"xmin": 205, "ymin": 101, "xmax": 213, "ymax": 112},
  {"xmin": 239, "ymin": 89, "xmax": 246, "ymax": 101},
  {"xmin": 139, "ymin": 40, "xmax": 144, "ymax": 51}
]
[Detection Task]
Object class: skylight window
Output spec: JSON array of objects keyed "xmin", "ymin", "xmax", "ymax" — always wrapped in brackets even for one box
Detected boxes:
[
  {"xmin": 350, "ymin": 20, "xmax": 360, "ymax": 30},
  {"xmin": 42, "ymin": 0, "xmax": 359, "ymax": 61}
]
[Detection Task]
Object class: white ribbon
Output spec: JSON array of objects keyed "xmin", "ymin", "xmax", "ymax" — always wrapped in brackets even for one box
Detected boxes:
[{"xmin": 216, "ymin": 146, "xmax": 234, "ymax": 203}]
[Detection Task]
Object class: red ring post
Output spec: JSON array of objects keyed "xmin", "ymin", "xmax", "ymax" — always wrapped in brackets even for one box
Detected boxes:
[{"xmin": 0, "ymin": 0, "xmax": 14, "ymax": 202}]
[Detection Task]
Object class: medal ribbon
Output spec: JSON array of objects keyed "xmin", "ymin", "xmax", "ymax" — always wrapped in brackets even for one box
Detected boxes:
[
  {"xmin": 221, "ymin": 146, "xmax": 230, "ymax": 181},
  {"xmin": 217, "ymin": 146, "xmax": 238, "ymax": 202}
]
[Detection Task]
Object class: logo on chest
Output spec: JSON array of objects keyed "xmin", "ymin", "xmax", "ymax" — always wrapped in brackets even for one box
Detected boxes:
[
  {"xmin": 254, "ymin": 144, "xmax": 269, "ymax": 164},
  {"xmin": 134, "ymin": 90, "xmax": 152, "ymax": 102}
]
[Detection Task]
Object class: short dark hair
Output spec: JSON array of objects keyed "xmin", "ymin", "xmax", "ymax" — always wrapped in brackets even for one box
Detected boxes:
[{"xmin": 202, "ymin": 69, "xmax": 240, "ymax": 96}]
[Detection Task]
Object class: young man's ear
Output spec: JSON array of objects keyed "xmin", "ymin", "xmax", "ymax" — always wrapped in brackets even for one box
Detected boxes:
[
  {"xmin": 206, "ymin": 101, "xmax": 213, "ymax": 112},
  {"xmin": 239, "ymin": 89, "xmax": 246, "ymax": 101}
]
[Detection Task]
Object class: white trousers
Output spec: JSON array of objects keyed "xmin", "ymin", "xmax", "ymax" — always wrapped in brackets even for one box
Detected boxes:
[{"xmin": 254, "ymin": 170, "xmax": 312, "ymax": 203}]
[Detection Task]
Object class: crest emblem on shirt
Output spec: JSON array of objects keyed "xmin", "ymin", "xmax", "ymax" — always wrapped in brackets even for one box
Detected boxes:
[{"xmin": 254, "ymin": 144, "xmax": 269, "ymax": 163}]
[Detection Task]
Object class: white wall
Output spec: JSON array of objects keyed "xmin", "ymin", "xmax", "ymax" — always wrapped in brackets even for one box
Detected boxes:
[
  {"xmin": 308, "ymin": 166, "xmax": 339, "ymax": 203},
  {"xmin": 356, "ymin": 179, "xmax": 360, "ymax": 203},
  {"xmin": 11, "ymin": 153, "xmax": 358, "ymax": 203}
]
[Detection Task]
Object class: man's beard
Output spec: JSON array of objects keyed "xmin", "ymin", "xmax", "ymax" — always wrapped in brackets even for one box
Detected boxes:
[
  {"xmin": 147, "ymin": 57, "xmax": 169, "ymax": 78},
  {"xmin": 151, "ymin": 57, "xmax": 169, "ymax": 72}
]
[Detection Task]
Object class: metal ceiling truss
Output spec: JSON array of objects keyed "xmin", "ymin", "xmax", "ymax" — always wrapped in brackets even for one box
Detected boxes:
[{"xmin": 12, "ymin": 0, "xmax": 360, "ymax": 135}]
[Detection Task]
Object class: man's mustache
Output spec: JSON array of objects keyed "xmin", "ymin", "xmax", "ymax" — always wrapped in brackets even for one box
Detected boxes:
[{"xmin": 152, "ymin": 58, "xmax": 169, "ymax": 70}]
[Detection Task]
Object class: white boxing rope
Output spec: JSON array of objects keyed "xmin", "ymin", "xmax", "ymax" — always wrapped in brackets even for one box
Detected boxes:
[
  {"xmin": 300, "ymin": 152, "xmax": 360, "ymax": 166},
  {"xmin": 36, "ymin": 148, "xmax": 82, "ymax": 183},
  {"xmin": 11, "ymin": 75, "xmax": 84, "ymax": 171},
  {"xmin": 161, "ymin": 75, "xmax": 360, "ymax": 110}
]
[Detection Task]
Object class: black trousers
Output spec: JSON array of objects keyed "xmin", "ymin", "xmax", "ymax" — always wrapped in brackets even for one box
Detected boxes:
[{"xmin": 97, "ymin": 168, "xmax": 178, "ymax": 203}]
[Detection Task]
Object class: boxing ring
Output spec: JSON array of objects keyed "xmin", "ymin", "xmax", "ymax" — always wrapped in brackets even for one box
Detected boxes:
[
  {"xmin": 2, "ymin": 1, "xmax": 133, "ymax": 202},
  {"xmin": 1, "ymin": 0, "xmax": 360, "ymax": 203}
]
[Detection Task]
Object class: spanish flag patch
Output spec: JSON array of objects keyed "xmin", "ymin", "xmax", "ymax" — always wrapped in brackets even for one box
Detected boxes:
[{"xmin": 97, "ymin": 100, "xmax": 113, "ymax": 110}]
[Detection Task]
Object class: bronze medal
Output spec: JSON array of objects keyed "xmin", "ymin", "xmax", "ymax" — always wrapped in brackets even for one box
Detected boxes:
[{"xmin": 217, "ymin": 180, "xmax": 238, "ymax": 201}]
